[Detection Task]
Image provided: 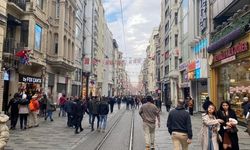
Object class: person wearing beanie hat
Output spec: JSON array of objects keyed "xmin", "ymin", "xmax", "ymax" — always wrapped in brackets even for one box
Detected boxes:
[{"xmin": 139, "ymin": 95, "xmax": 160, "ymax": 150}]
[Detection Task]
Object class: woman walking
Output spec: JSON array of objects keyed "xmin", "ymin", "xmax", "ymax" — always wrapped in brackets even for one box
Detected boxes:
[
  {"xmin": 19, "ymin": 94, "xmax": 29, "ymax": 130},
  {"xmin": 217, "ymin": 101, "xmax": 239, "ymax": 150},
  {"xmin": 45, "ymin": 93, "xmax": 54, "ymax": 121},
  {"xmin": 200, "ymin": 104, "xmax": 224, "ymax": 150}
]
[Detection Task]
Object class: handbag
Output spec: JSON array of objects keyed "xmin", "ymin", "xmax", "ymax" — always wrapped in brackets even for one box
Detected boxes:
[{"xmin": 227, "ymin": 126, "xmax": 238, "ymax": 133}]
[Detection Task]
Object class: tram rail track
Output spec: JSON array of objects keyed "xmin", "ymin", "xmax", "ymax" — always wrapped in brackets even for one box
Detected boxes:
[{"xmin": 95, "ymin": 109, "xmax": 135, "ymax": 150}]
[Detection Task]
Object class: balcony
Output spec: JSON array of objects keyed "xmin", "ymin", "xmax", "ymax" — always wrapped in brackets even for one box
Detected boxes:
[
  {"xmin": 3, "ymin": 38, "xmax": 27, "ymax": 56},
  {"xmin": 8, "ymin": 0, "xmax": 26, "ymax": 12},
  {"xmin": 46, "ymin": 54, "xmax": 75, "ymax": 72}
]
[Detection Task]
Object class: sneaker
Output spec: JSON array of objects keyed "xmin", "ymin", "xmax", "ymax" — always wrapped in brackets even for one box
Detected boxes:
[
  {"xmin": 51, "ymin": 119, "xmax": 54, "ymax": 122},
  {"xmin": 91, "ymin": 128, "xmax": 94, "ymax": 131},
  {"xmin": 75, "ymin": 131, "xmax": 79, "ymax": 134},
  {"xmin": 80, "ymin": 128, "xmax": 83, "ymax": 132}
]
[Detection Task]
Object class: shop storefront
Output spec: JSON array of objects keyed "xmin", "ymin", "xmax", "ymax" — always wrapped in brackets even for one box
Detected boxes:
[
  {"xmin": 18, "ymin": 74, "xmax": 42, "ymax": 94},
  {"xmin": 179, "ymin": 62, "xmax": 190, "ymax": 100},
  {"xmin": 188, "ymin": 59, "xmax": 208, "ymax": 111},
  {"xmin": 209, "ymin": 33, "xmax": 250, "ymax": 122}
]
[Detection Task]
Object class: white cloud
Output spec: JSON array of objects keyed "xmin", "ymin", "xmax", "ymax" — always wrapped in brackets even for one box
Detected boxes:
[{"xmin": 103, "ymin": 0, "xmax": 161, "ymax": 85}]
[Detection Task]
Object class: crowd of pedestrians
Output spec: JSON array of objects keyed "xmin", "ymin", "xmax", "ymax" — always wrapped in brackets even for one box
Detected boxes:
[{"xmin": 5, "ymin": 91, "xmax": 250, "ymax": 150}]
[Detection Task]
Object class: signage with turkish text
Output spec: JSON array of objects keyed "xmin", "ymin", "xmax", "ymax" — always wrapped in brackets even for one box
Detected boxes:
[
  {"xmin": 214, "ymin": 42, "xmax": 248, "ymax": 62},
  {"xmin": 19, "ymin": 74, "xmax": 42, "ymax": 84}
]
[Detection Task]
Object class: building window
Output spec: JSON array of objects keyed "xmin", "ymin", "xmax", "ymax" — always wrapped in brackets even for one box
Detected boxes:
[
  {"xmin": 36, "ymin": 0, "xmax": 43, "ymax": 9},
  {"xmin": 175, "ymin": 57, "xmax": 178, "ymax": 69},
  {"xmin": 35, "ymin": 24, "xmax": 42, "ymax": 51},
  {"xmin": 165, "ymin": 7, "xmax": 169, "ymax": 19},
  {"xmin": 175, "ymin": 12, "xmax": 178, "ymax": 25},
  {"xmin": 175, "ymin": 34, "xmax": 178, "ymax": 47},
  {"xmin": 165, "ymin": 65, "xmax": 169, "ymax": 76},
  {"xmin": 165, "ymin": 21, "xmax": 169, "ymax": 33},
  {"xmin": 165, "ymin": 36, "xmax": 169, "ymax": 47},
  {"xmin": 175, "ymin": 0, "xmax": 178, "ymax": 4},
  {"xmin": 56, "ymin": 0, "xmax": 60, "ymax": 18}
]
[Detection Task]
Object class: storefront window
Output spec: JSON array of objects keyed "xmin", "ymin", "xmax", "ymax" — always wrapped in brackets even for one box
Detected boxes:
[{"xmin": 218, "ymin": 57, "xmax": 250, "ymax": 121}]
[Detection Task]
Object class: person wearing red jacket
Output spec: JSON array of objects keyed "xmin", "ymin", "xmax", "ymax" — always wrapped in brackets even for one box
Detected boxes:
[{"xmin": 59, "ymin": 94, "xmax": 67, "ymax": 117}]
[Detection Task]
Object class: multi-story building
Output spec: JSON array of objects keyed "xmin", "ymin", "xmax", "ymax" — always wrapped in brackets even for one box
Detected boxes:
[
  {"xmin": 73, "ymin": 0, "xmax": 87, "ymax": 97},
  {"xmin": 208, "ymin": 0, "xmax": 250, "ymax": 123},
  {"xmin": 102, "ymin": 24, "xmax": 113, "ymax": 96},
  {"xmin": 3, "ymin": 0, "xmax": 50, "ymax": 109},
  {"xmin": 160, "ymin": 0, "xmax": 181, "ymax": 106},
  {"xmin": 147, "ymin": 28, "xmax": 158, "ymax": 94},
  {"xmin": 46, "ymin": 0, "xmax": 77, "ymax": 99},
  {"xmin": 0, "ymin": 0, "xmax": 7, "ymax": 112},
  {"xmin": 183, "ymin": 0, "xmax": 210, "ymax": 111},
  {"xmin": 113, "ymin": 43, "xmax": 124, "ymax": 96},
  {"xmin": 154, "ymin": 28, "xmax": 161, "ymax": 97}
]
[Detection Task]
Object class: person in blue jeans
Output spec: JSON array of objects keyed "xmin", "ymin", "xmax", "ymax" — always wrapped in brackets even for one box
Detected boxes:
[
  {"xmin": 98, "ymin": 97, "xmax": 109, "ymax": 132},
  {"xmin": 45, "ymin": 93, "xmax": 54, "ymax": 121}
]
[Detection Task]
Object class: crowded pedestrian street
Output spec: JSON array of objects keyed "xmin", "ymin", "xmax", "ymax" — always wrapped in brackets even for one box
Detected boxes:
[
  {"xmin": 5, "ymin": 104, "xmax": 250, "ymax": 150},
  {"xmin": 1, "ymin": 0, "xmax": 250, "ymax": 150}
]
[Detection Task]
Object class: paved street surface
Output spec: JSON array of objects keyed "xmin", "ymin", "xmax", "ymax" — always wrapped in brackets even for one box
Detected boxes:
[{"xmin": 5, "ymin": 104, "xmax": 250, "ymax": 150}]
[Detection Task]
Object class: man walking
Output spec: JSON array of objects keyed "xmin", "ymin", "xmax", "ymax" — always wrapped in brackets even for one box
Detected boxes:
[
  {"xmin": 98, "ymin": 97, "xmax": 109, "ymax": 132},
  {"xmin": 139, "ymin": 96, "xmax": 160, "ymax": 150},
  {"xmin": 167, "ymin": 99, "xmax": 192, "ymax": 150}
]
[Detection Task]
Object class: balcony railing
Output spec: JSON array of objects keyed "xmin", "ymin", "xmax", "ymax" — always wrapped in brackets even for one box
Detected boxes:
[
  {"xmin": 4, "ymin": 38, "xmax": 27, "ymax": 54},
  {"xmin": 8, "ymin": 0, "xmax": 26, "ymax": 11}
]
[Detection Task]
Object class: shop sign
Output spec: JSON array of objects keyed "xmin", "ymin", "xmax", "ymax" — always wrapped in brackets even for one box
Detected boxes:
[
  {"xmin": 200, "ymin": 0, "xmax": 207, "ymax": 33},
  {"xmin": 195, "ymin": 68, "xmax": 201, "ymax": 79},
  {"xmin": 188, "ymin": 61, "xmax": 196, "ymax": 72},
  {"xmin": 195, "ymin": 60, "xmax": 201, "ymax": 69},
  {"xmin": 179, "ymin": 62, "xmax": 188, "ymax": 71},
  {"xmin": 19, "ymin": 74, "xmax": 42, "ymax": 84},
  {"xmin": 221, "ymin": 55, "xmax": 236, "ymax": 64},
  {"xmin": 214, "ymin": 41, "xmax": 248, "ymax": 62}
]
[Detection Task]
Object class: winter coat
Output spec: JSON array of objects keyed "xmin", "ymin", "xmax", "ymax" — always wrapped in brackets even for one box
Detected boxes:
[
  {"xmin": 98, "ymin": 101, "xmax": 109, "ymax": 115},
  {"xmin": 46, "ymin": 97, "xmax": 54, "ymax": 111},
  {"xmin": 7, "ymin": 98, "xmax": 19, "ymax": 115},
  {"xmin": 199, "ymin": 114, "xmax": 220, "ymax": 150},
  {"xmin": 217, "ymin": 110, "xmax": 239, "ymax": 150},
  {"xmin": 0, "ymin": 114, "xmax": 9, "ymax": 149},
  {"xmin": 64, "ymin": 100, "xmax": 74, "ymax": 113},
  {"xmin": 18, "ymin": 99, "xmax": 29, "ymax": 114},
  {"xmin": 89, "ymin": 99, "xmax": 99, "ymax": 115},
  {"xmin": 72, "ymin": 100, "xmax": 84, "ymax": 117}
]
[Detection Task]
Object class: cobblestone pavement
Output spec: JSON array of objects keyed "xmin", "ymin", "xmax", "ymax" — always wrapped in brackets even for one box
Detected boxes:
[
  {"xmin": 5, "ymin": 104, "xmax": 123, "ymax": 150},
  {"xmin": 155, "ymin": 108, "xmax": 250, "ymax": 150},
  {"xmin": 5, "ymin": 104, "xmax": 250, "ymax": 150}
]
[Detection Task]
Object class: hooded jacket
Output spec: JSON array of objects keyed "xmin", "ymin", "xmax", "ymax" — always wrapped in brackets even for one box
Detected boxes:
[{"xmin": 167, "ymin": 106, "xmax": 193, "ymax": 139}]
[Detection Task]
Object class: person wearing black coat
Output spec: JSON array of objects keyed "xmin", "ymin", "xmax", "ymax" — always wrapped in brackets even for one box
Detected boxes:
[
  {"xmin": 64, "ymin": 99, "xmax": 74, "ymax": 127},
  {"xmin": 7, "ymin": 93, "xmax": 20, "ymax": 130},
  {"xmin": 98, "ymin": 97, "xmax": 109, "ymax": 132},
  {"xmin": 108, "ymin": 97, "xmax": 116, "ymax": 113},
  {"xmin": 72, "ymin": 97, "xmax": 85, "ymax": 134},
  {"xmin": 217, "ymin": 101, "xmax": 239, "ymax": 150},
  {"xmin": 202, "ymin": 96, "xmax": 213, "ymax": 111},
  {"xmin": 89, "ymin": 97, "xmax": 100, "ymax": 131}
]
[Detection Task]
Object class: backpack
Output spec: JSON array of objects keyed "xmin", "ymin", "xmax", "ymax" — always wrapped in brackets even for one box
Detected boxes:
[{"xmin": 29, "ymin": 99, "xmax": 40, "ymax": 111}]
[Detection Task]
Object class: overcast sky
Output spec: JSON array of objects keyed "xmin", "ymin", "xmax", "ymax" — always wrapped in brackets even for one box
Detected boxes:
[{"xmin": 103, "ymin": 0, "xmax": 161, "ymax": 85}]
